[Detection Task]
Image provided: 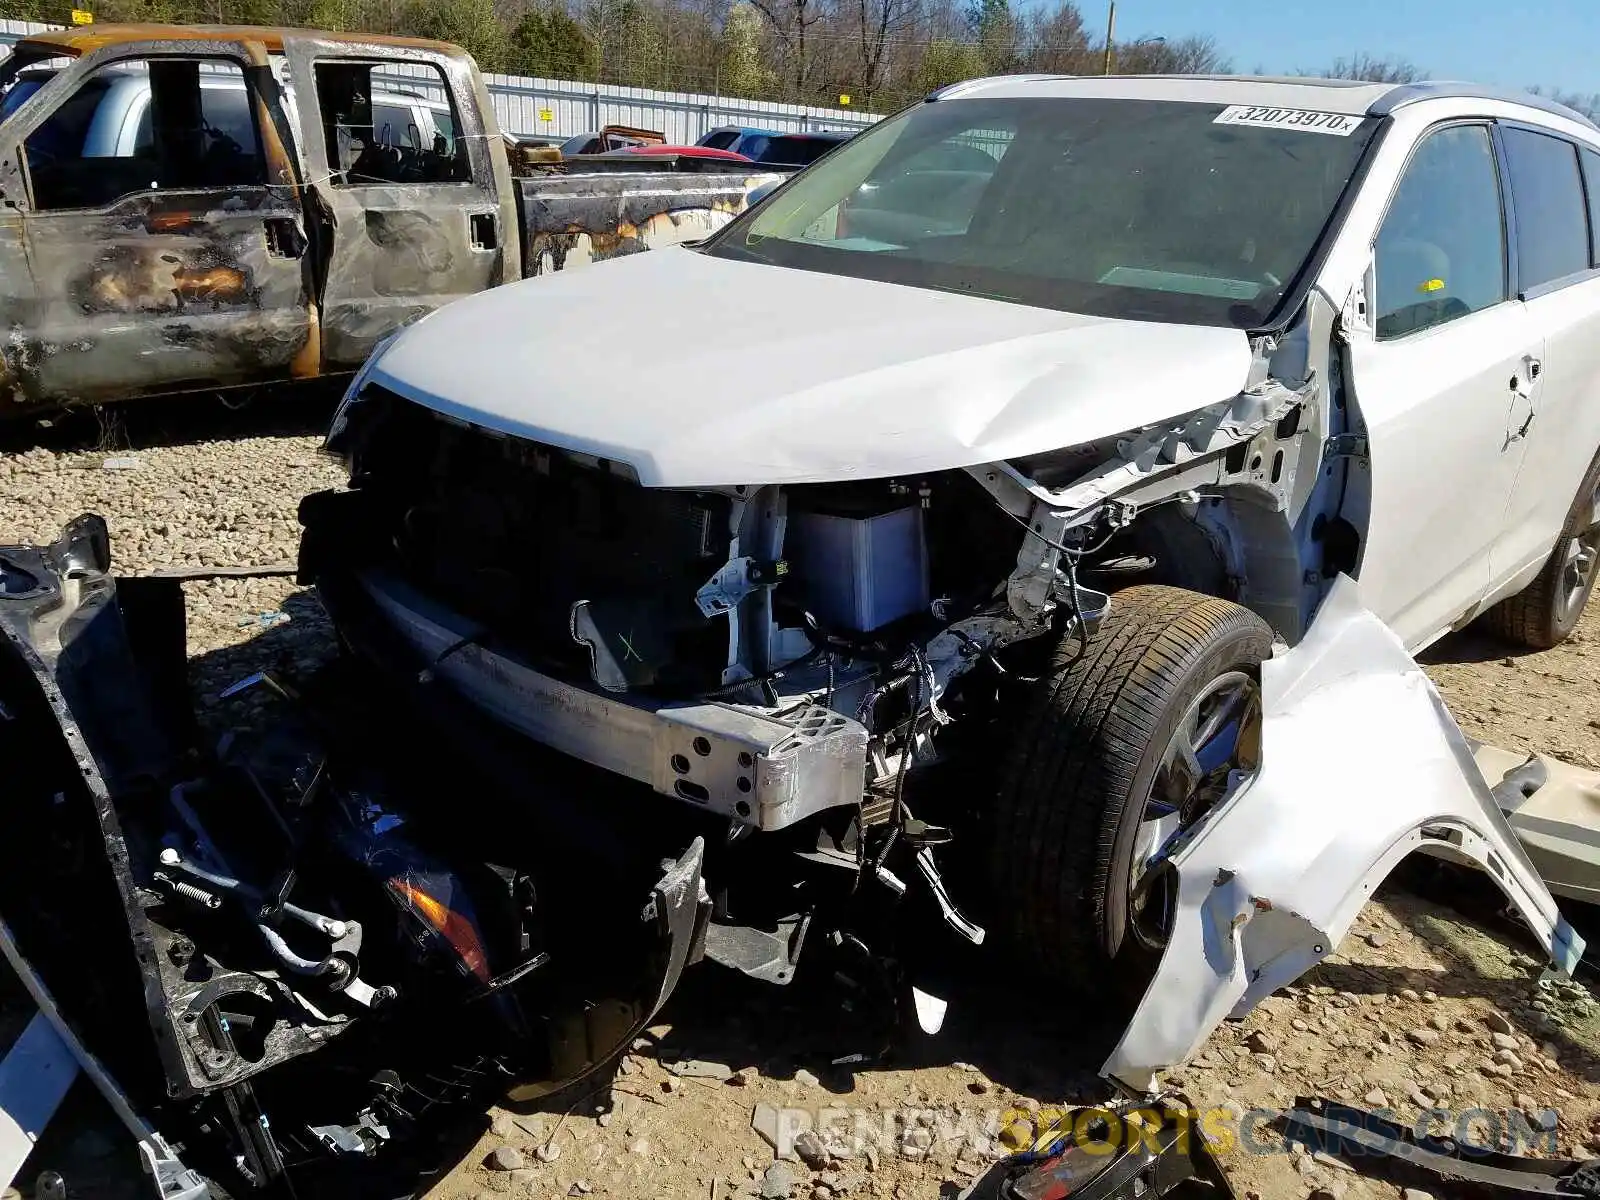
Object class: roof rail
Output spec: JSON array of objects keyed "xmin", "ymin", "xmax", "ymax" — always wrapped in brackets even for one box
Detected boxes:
[
  {"xmin": 1371, "ymin": 81, "xmax": 1599, "ymax": 129},
  {"xmin": 925, "ymin": 74, "xmax": 1074, "ymax": 102}
]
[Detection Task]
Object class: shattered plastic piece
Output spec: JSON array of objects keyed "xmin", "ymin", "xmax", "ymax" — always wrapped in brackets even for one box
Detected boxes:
[
  {"xmin": 236, "ymin": 611, "xmax": 291, "ymax": 630},
  {"xmin": 1103, "ymin": 576, "xmax": 1583, "ymax": 1092},
  {"xmin": 911, "ymin": 987, "xmax": 948, "ymax": 1034},
  {"xmin": 667, "ymin": 1059, "xmax": 735, "ymax": 1080}
]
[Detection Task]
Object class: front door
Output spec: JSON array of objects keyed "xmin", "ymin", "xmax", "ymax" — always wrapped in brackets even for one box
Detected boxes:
[
  {"xmin": 0, "ymin": 43, "xmax": 314, "ymax": 408},
  {"xmin": 279, "ymin": 38, "xmax": 516, "ymax": 369},
  {"xmin": 1345, "ymin": 121, "xmax": 1544, "ymax": 650}
]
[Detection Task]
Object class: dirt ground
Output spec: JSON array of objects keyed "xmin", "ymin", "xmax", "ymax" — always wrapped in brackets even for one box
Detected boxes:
[
  {"xmin": 2, "ymin": 398, "xmax": 1599, "ymax": 1200},
  {"xmin": 1422, "ymin": 601, "xmax": 1600, "ymax": 771}
]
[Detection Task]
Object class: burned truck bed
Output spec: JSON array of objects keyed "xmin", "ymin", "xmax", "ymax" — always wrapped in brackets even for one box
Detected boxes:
[
  {"xmin": 0, "ymin": 516, "xmax": 713, "ymax": 1194},
  {"xmin": 514, "ymin": 167, "xmax": 783, "ymax": 278}
]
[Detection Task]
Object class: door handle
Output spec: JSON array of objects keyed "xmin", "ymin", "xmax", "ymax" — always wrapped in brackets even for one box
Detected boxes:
[
  {"xmin": 264, "ymin": 217, "xmax": 305, "ymax": 259},
  {"xmin": 1507, "ymin": 355, "xmax": 1539, "ymax": 445},
  {"xmin": 469, "ymin": 211, "xmax": 498, "ymax": 251}
]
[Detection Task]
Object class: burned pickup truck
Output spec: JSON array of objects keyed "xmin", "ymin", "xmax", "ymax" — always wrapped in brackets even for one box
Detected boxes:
[{"xmin": 0, "ymin": 24, "xmax": 779, "ymax": 415}]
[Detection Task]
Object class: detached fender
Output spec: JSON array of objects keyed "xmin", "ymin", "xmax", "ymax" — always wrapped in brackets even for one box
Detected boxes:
[{"xmin": 1102, "ymin": 575, "xmax": 1584, "ymax": 1093}]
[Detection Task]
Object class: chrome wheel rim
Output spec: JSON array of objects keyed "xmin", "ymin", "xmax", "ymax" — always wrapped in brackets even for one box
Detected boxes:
[
  {"xmin": 1127, "ymin": 670, "xmax": 1259, "ymax": 951},
  {"xmin": 1556, "ymin": 483, "xmax": 1600, "ymax": 626}
]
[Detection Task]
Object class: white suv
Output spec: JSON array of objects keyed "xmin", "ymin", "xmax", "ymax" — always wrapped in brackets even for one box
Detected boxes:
[{"xmin": 315, "ymin": 75, "xmax": 1600, "ymax": 1017}]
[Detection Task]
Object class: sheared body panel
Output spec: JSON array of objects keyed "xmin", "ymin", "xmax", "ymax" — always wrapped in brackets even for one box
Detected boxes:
[{"xmin": 1102, "ymin": 576, "xmax": 1584, "ymax": 1092}]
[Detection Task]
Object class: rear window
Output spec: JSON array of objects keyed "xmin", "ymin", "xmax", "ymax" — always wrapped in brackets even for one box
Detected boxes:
[
  {"xmin": 1502, "ymin": 127, "xmax": 1591, "ymax": 291},
  {"xmin": 708, "ymin": 96, "xmax": 1378, "ymax": 327},
  {"xmin": 756, "ymin": 135, "xmax": 844, "ymax": 166}
]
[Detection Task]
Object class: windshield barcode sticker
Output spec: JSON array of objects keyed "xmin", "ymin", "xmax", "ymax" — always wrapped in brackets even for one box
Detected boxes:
[{"xmin": 1213, "ymin": 106, "xmax": 1362, "ymax": 135}]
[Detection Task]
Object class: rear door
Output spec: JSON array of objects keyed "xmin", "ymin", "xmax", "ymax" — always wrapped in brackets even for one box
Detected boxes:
[
  {"xmin": 0, "ymin": 39, "xmax": 315, "ymax": 407},
  {"xmin": 279, "ymin": 37, "xmax": 518, "ymax": 368},
  {"xmin": 1487, "ymin": 126, "xmax": 1600, "ymax": 596}
]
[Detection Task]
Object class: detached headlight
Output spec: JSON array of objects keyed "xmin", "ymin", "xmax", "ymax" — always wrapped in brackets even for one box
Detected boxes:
[{"xmin": 325, "ymin": 327, "xmax": 406, "ymax": 450}]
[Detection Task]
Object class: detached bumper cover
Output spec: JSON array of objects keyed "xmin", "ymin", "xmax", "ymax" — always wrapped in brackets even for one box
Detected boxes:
[{"xmin": 1103, "ymin": 576, "xmax": 1584, "ymax": 1092}]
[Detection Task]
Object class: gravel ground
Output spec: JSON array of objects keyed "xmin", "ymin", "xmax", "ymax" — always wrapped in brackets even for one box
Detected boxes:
[{"xmin": 2, "ymin": 401, "xmax": 1599, "ymax": 1200}]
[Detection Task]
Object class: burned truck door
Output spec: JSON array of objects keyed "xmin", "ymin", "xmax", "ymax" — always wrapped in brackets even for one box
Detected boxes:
[
  {"xmin": 280, "ymin": 38, "xmax": 519, "ymax": 368},
  {"xmin": 0, "ymin": 40, "xmax": 316, "ymax": 408}
]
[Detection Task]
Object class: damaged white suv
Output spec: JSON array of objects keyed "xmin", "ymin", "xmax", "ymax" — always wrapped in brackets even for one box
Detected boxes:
[{"xmin": 304, "ymin": 75, "xmax": 1600, "ymax": 1036}]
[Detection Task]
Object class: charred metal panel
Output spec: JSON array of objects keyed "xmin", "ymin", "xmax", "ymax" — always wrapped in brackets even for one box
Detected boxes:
[
  {"xmin": 0, "ymin": 35, "xmax": 316, "ymax": 414},
  {"xmin": 515, "ymin": 171, "xmax": 779, "ymax": 276},
  {"xmin": 14, "ymin": 190, "xmax": 313, "ymax": 409},
  {"xmin": 280, "ymin": 34, "xmax": 518, "ymax": 369}
]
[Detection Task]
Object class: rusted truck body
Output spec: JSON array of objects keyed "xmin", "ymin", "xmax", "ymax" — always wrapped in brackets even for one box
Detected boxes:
[{"xmin": 0, "ymin": 25, "xmax": 777, "ymax": 415}]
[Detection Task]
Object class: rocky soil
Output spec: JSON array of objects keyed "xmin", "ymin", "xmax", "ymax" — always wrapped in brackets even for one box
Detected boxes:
[{"xmin": 1, "ymin": 398, "xmax": 1598, "ymax": 1200}]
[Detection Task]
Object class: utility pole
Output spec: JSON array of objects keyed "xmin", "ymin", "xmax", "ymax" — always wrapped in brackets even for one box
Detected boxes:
[{"xmin": 1102, "ymin": 0, "xmax": 1115, "ymax": 74}]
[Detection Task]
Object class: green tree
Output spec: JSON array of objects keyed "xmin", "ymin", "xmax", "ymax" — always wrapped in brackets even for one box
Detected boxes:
[
  {"xmin": 718, "ymin": 1, "xmax": 772, "ymax": 98},
  {"xmin": 397, "ymin": 0, "xmax": 507, "ymax": 70},
  {"xmin": 964, "ymin": 0, "xmax": 1017, "ymax": 73},
  {"xmin": 300, "ymin": 0, "xmax": 362, "ymax": 31},
  {"xmin": 913, "ymin": 37, "xmax": 984, "ymax": 92},
  {"xmin": 585, "ymin": 0, "xmax": 667, "ymax": 87},
  {"xmin": 90, "ymin": 0, "xmax": 183, "ymax": 20},
  {"xmin": 510, "ymin": 5, "xmax": 599, "ymax": 79}
]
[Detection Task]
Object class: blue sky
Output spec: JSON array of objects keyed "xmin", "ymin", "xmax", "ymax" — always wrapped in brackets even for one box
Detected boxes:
[{"xmin": 1105, "ymin": 0, "xmax": 1600, "ymax": 96}]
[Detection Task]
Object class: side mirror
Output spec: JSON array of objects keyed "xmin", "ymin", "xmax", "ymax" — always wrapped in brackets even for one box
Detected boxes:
[
  {"xmin": 1341, "ymin": 255, "xmax": 1376, "ymax": 339},
  {"xmin": 747, "ymin": 179, "xmax": 781, "ymax": 208}
]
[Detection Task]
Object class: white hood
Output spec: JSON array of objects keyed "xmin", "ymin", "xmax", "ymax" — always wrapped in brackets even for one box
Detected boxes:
[{"xmin": 371, "ymin": 247, "xmax": 1254, "ymax": 488}]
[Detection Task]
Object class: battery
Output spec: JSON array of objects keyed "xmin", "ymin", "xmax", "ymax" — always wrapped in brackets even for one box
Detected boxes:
[{"xmin": 786, "ymin": 504, "xmax": 930, "ymax": 634}]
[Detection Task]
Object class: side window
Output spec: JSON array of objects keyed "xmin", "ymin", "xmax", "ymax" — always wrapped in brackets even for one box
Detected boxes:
[
  {"xmin": 429, "ymin": 106, "xmax": 457, "ymax": 156},
  {"xmin": 370, "ymin": 101, "xmax": 421, "ymax": 149},
  {"xmin": 1584, "ymin": 148, "xmax": 1600, "ymax": 268},
  {"xmin": 313, "ymin": 62, "xmax": 468, "ymax": 185},
  {"xmin": 1502, "ymin": 127, "xmax": 1590, "ymax": 292},
  {"xmin": 26, "ymin": 60, "xmax": 266, "ymax": 212},
  {"xmin": 1374, "ymin": 124, "xmax": 1507, "ymax": 340},
  {"xmin": 133, "ymin": 81, "xmax": 262, "ymax": 160}
]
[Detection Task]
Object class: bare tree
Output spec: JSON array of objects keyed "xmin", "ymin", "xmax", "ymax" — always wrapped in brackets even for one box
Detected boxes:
[
  {"xmin": 747, "ymin": 0, "xmax": 828, "ymax": 94},
  {"xmin": 1306, "ymin": 54, "xmax": 1426, "ymax": 83},
  {"xmin": 1527, "ymin": 84, "xmax": 1600, "ymax": 123},
  {"xmin": 1119, "ymin": 33, "xmax": 1228, "ymax": 74},
  {"xmin": 1023, "ymin": 1, "xmax": 1090, "ymax": 74},
  {"xmin": 856, "ymin": 0, "xmax": 919, "ymax": 104}
]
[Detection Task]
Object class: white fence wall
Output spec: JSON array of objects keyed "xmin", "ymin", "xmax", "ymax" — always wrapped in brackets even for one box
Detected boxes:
[{"xmin": 0, "ymin": 18, "xmax": 882, "ymax": 142}]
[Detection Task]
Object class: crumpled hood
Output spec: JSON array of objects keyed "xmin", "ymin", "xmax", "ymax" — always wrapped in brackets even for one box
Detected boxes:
[{"xmin": 371, "ymin": 247, "xmax": 1254, "ymax": 487}]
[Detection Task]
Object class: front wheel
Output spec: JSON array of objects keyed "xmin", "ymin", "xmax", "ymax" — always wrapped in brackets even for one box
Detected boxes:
[{"xmin": 987, "ymin": 585, "xmax": 1272, "ymax": 998}]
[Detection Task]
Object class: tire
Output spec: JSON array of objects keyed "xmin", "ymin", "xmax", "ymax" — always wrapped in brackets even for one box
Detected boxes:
[
  {"xmin": 1481, "ymin": 448, "xmax": 1600, "ymax": 650},
  {"xmin": 988, "ymin": 584, "xmax": 1272, "ymax": 997}
]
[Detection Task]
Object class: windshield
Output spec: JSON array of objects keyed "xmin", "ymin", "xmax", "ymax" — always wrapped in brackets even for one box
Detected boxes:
[{"xmin": 706, "ymin": 96, "xmax": 1378, "ymax": 327}]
